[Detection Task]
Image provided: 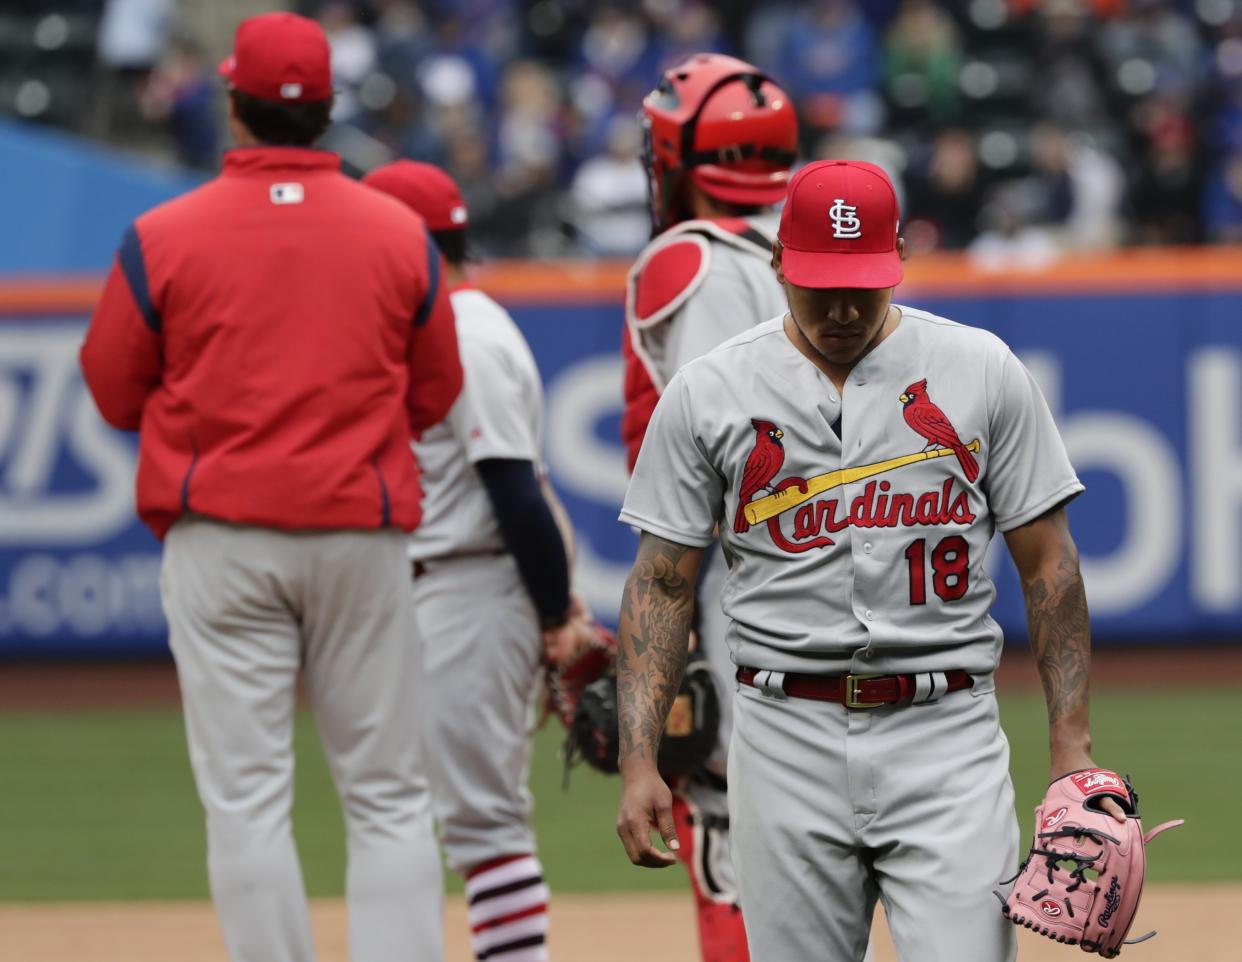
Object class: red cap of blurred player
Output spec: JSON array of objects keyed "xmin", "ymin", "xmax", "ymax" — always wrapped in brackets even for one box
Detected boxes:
[
  {"xmin": 217, "ymin": 12, "xmax": 332, "ymax": 104},
  {"xmin": 362, "ymin": 160, "xmax": 470, "ymax": 232},
  {"xmin": 777, "ymin": 160, "xmax": 903, "ymax": 290}
]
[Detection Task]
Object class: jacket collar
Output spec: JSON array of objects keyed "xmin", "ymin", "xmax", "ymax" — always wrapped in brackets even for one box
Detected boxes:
[{"xmin": 222, "ymin": 147, "xmax": 341, "ymax": 176}]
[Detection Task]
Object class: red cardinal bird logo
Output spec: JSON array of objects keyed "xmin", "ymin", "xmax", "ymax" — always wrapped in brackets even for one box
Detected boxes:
[
  {"xmin": 734, "ymin": 418, "xmax": 786, "ymax": 533},
  {"xmin": 899, "ymin": 379, "xmax": 979, "ymax": 483}
]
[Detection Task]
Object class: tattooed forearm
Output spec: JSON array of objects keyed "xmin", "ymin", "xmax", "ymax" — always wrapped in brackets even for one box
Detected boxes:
[
  {"xmin": 1022, "ymin": 545, "xmax": 1091, "ymax": 729},
  {"xmin": 1006, "ymin": 507, "xmax": 1095, "ymax": 774},
  {"xmin": 617, "ymin": 534, "xmax": 699, "ymax": 766}
]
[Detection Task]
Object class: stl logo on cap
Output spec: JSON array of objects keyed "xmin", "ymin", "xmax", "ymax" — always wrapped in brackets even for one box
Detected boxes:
[
  {"xmin": 777, "ymin": 159, "xmax": 903, "ymax": 290},
  {"xmin": 829, "ymin": 198, "xmax": 862, "ymax": 239}
]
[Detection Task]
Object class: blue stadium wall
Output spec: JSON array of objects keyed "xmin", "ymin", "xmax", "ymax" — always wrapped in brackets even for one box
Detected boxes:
[
  {"xmin": 0, "ymin": 119, "xmax": 203, "ymax": 273},
  {"xmin": 2, "ymin": 261, "xmax": 1241, "ymax": 655},
  {"xmin": 1, "ymin": 121, "xmax": 1239, "ymax": 654}
]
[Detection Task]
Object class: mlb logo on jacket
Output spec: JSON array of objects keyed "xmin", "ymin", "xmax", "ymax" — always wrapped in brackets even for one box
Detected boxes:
[{"xmin": 271, "ymin": 182, "xmax": 305, "ymax": 205}]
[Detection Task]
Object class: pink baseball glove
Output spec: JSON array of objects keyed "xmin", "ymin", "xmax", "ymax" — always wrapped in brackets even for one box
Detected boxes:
[{"xmin": 1000, "ymin": 769, "xmax": 1182, "ymax": 957}]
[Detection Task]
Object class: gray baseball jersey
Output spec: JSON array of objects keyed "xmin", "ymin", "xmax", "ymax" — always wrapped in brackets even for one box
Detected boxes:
[
  {"xmin": 620, "ymin": 306, "xmax": 1083, "ymax": 677},
  {"xmin": 409, "ymin": 287, "xmax": 544, "ymax": 561}
]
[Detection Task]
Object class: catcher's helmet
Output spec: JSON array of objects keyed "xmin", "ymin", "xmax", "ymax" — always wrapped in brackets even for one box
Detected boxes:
[{"xmin": 641, "ymin": 53, "xmax": 798, "ymax": 234}]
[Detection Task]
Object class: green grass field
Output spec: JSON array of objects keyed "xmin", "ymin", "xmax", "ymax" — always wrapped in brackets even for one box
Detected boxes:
[{"xmin": 0, "ymin": 689, "xmax": 1234, "ymax": 902}]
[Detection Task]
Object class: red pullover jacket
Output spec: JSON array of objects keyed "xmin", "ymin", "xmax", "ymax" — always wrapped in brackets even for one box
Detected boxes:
[{"xmin": 80, "ymin": 147, "xmax": 463, "ymax": 539}]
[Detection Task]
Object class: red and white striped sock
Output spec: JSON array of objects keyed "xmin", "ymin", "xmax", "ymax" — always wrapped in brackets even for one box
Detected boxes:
[{"xmin": 465, "ymin": 853, "xmax": 549, "ymax": 961}]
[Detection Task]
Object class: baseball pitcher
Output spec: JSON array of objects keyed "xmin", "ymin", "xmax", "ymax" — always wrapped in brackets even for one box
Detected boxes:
[{"xmin": 615, "ymin": 159, "xmax": 1132, "ymax": 960}]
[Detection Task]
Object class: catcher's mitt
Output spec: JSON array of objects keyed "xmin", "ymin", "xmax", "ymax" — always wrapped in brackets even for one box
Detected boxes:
[
  {"xmin": 654, "ymin": 648, "xmax": 720, "ymax": 780},
  {"xmin": 565, "ymin": 649, "xmax": 721, "ymax": 781},
  {"xmin": 570, "ymin": 673, "xmax": 620, "ymax": 773},
  {"xmin": 1000, "ymin": 769, "xmax": 1183, "ymax": 957},
  {"xmin": 545, "ymin": 622, "xmax": 617, "ymax": 730}
]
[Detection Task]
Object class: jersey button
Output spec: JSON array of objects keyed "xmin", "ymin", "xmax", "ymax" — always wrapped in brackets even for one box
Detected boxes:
[
  {"xmin": 865, "ymin": 609, "xmax": 874, "ymax": 620},
  {"xmin": 863, "ymin": 542, "xmax": 873, "ymax": 554}
]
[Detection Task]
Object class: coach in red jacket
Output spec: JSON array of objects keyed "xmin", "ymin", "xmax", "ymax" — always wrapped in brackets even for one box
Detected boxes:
[{"xmin": 79, "ymin": 13, "xmax": 461, "ymax": 962}]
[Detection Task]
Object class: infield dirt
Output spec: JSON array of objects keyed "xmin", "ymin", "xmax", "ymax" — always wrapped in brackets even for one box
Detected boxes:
[{"xmin": 0, "ymin": 886, "xmax": 1234, "ymax": 961}]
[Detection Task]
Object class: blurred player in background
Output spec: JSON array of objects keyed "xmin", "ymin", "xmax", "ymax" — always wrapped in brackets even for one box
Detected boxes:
[
  {"xmin": 365, "ymin": 159, "xmax": 594, "ymax": 962},
  {"xmin": 620, "ymin": 53, "xmax": 802, "ymax": 962},
  {"xmin": 79, "ymin": 14, "xmax": 462, "ymax": 962}
]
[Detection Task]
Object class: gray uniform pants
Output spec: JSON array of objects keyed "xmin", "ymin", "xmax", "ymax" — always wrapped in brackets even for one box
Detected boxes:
[
  {"xmin": 412, "ymin": 554, "xmax": 542, "ymax": 874},
  {"xmin": 162, "ymin": 518, "xmax": 443, "ymax": 962},
  {"xmin": 729, "ymin": 677, "xmax": 1018, "ymax": 962}
]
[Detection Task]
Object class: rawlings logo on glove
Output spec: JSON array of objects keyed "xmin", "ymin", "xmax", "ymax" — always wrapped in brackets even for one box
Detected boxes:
[
  {"xmin": 1071, "ymin": 770, "xmax": 1127, "ymax": 796},
  {"xmin": 1098, "ymin": 876, "xmax": 1122, "ymax": 927},
  {"xmin": 999, "ymin": 769, "xmax": 1183, "ymax": 958}
]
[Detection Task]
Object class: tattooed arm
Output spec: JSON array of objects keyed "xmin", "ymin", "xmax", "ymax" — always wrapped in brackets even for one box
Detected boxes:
[
  {"xmin": 1005, "ymin": 506, "xmax": 1090, "ymax": 766},
  {"xmin": 1005, "ymin": 507, "xmax": 1124, "ymax": 819},
  {"xmin": 615, "ymin": 531, "xmax": 704, "ymax": 868},
  {"xmin": 617, "ymin": 533, "xmax": 703, "ymax": 764}
]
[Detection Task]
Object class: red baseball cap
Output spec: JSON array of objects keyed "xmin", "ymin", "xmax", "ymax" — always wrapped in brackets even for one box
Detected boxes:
[
  {"xmin": 362, "ymin": 160, "xmax": 470, "ymax": 232},
  {"xmin": 777, "ymin": 160, "xmax": 903, "ymax": 290},
  {"xmin": 218, "ymin": 12, "xmax": 332, "ymax": 104}
]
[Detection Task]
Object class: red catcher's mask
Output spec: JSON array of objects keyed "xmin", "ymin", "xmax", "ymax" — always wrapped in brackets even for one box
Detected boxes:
[{"xmin": 641, "ymin": 53, "xmax": 798, "ymax": 235}]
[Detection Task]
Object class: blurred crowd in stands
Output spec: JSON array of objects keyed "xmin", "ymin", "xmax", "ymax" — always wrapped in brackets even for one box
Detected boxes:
[{"xmin": 5, "ymin": 0, "xmax": 1242, "ymax": 261}]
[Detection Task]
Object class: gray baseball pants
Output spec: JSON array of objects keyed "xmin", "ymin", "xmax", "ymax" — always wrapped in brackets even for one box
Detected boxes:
[
  {"xmin": 729, "ymin": 674, "xmax": 1018, "ymax": 962},
  {"xmin": 162, "ymin": 517, "xmax": 443, "ymax": 962},
  {"xmin": 411, "ymin": 553, "xmax": 543, "ymax": 874}
]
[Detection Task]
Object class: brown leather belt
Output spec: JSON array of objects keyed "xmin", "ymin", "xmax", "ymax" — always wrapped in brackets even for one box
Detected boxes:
[{"xmin": 736, "ymin": 666, "xmax": 973, "ymax": 709}]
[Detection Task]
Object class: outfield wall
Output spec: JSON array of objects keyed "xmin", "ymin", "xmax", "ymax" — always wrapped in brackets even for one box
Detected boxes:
[{"xmin": 2, "ymin": 250, "xmax": 1241, "ymax": 655}]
